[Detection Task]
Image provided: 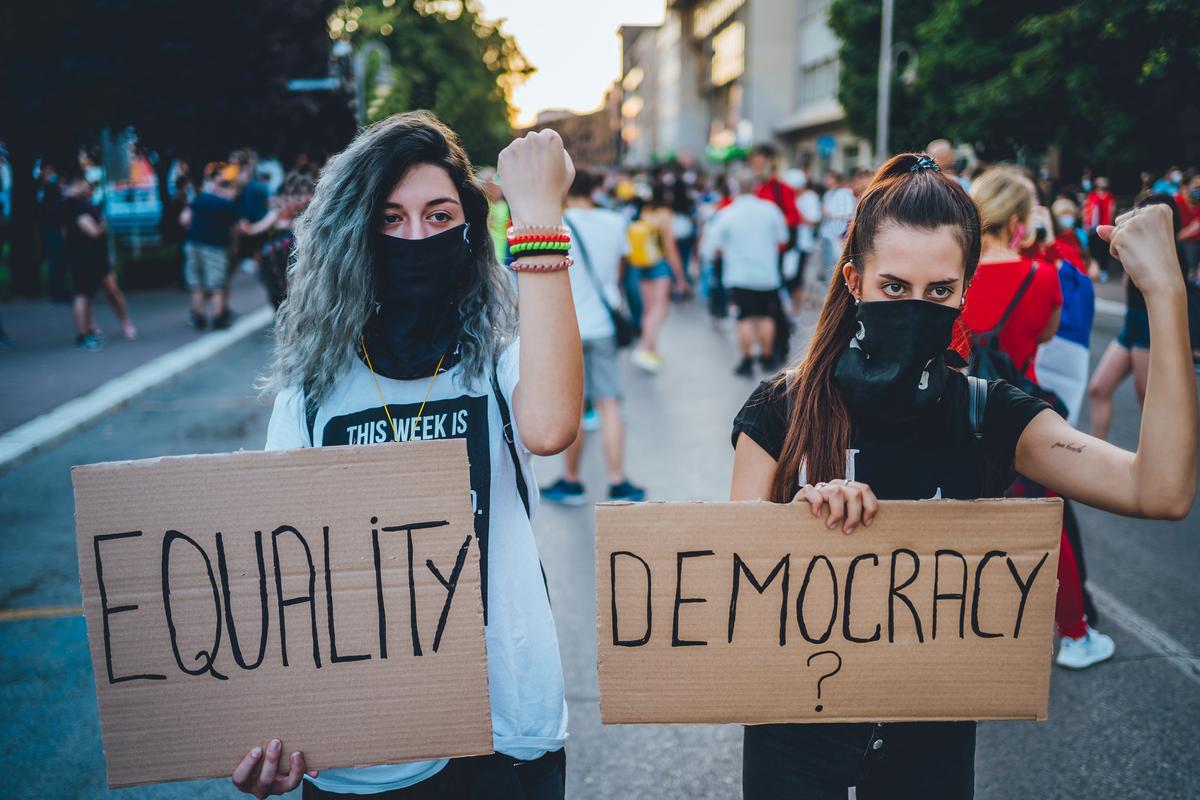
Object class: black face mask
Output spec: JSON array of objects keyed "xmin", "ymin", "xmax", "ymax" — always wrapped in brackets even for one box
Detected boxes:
[
  {"xmin": 361, "ymin": 223, "xmax": 473, "ymax": 380},
  {"xmin": 833, "ymin": 299, "xmax": 961, "ymax": 424}
]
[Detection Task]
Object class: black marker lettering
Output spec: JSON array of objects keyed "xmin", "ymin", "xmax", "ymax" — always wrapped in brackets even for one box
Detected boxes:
[
  {"xmin": 611, "ymin": 551, "xmax": 652, "ymax": 647},
  {"xmin": 323, "ymin": 526, "xmax": 370, "ymax": 663},
  {"xmin": 727, "ymin": 554, "xmax": 790, "ymax": 646},
  {"xmin": 271, "ymin": 525, "xmax": 321, "ymax": 668},
  {"xmin": 161, "ymin": 530, "xmax": 228, "ymax": 680},
  {"xmin": 1006, "ymin": 552, "xmax": 1049, "ymax": 639},
  {"xmin": 672, "ymin": 550, "xmax": 714, "ymax": 647},
  {"xmin": 371, "ymin": 518, "xmax": 386, "ymax": 659},
  {"xmin": 971, "ymin": 550, "xmax": 1007, "ymax": 639},
  {"xmin": 215, "ymin": 531, "xmax": 269, "ymax": 670},
  {"xmin": 843, "ymin": 553, "xmax": 881, "ymax": 643},
  {"xmin": 93, "ymin": 531, "xmax": 165, "ymax": 683},
  {"xmin": 797, "ymin": 555, "xmax": 838, "ymax": 645},
  {"xmin": 888, "ymin": 548, "xmax": 924, "ymax": 643},
  {"xmin": 381, "ymin": 520, "xmax": 451, "ymax": 657},
  {"xmin": 933, "ymin": 549, "xmax": 968, "ymax": 640},
  {"xmin": 425, "ymin": 535, "xmax": 473, "ymax": 653}
]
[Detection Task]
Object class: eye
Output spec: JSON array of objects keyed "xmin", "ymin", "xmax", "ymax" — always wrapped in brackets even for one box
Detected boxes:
[
  {"xmin": 929, "ymin": 286, "xmax": 953, "ymax": 299},
  {"xmin": 382, "ymin": 212, "xmax": 401, "ymax": 225},
  {"xmin": 428, "ymin": 210, "xmax": 452, "ymax": 223},
  {"xmin": 882, "ymin": 282, "xmax": 906, "ymax": 297}
]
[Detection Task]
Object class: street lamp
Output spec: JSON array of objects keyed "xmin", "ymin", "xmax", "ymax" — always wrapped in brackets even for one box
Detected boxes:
[{"xmin": 874, "ymin": 0, "xmax": 918, "ymax": 167}]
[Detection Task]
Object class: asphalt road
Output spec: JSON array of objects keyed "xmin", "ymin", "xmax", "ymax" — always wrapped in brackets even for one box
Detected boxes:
[{"xmin": 1, "ymin": 298, "xmax": 1196, "ymax": 799}]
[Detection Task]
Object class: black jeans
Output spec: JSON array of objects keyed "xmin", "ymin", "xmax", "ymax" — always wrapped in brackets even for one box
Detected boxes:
[
  {"xmin": 302, "ymin": 749, "xmax": 565, "ymax": 800},
  {"xmin": 743, "ymin": 722, "xmax": 976, "ymax": 799}
]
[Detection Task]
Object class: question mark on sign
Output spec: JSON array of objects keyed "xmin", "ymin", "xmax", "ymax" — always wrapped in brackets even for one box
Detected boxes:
[{"xmin": 806, "ymin": 650, "xmax": 843, "ymax": 712}]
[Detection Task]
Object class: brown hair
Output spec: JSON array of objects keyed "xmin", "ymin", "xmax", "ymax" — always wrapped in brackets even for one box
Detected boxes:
[
  {"xmin": 970, "ymin": 166, "xmax": 1034, "ymax": 239},
  {"xmin": 768, "ymin": 153, "xmax": 982, "ymax": 502}
]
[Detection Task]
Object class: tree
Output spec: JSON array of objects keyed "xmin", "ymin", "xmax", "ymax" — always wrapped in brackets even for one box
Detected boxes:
[
  {"xmin": 0, "ymin": 0, "xmax": 354, "ymax": 295},
  {"xmin": 829, "ymin": 0, "xmax": 1200, "ymax": 182},
  {"xmin": 331, "ymin": 0, "xmax": 533, "ymax": 165}
]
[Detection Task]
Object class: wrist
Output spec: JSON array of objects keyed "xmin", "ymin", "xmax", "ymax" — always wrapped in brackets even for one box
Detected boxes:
[{"xmin": 509, "ymin": 207, "xmax": 564, "ymax": 228}]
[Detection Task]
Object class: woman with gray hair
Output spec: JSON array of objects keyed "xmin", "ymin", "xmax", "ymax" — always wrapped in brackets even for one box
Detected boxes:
[{"xmin": 232, "ymin": 111, "xmax": 581, "ymax": 799}]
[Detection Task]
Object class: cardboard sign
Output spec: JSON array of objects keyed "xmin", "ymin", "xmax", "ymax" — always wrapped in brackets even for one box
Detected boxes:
[
  {"xmin": 596, "ymin": 499, "xmax": 1062, "ymax": 724},
  {"xmin": 72, "ymin": 440, "xmax": 492, "ymax": 788}
]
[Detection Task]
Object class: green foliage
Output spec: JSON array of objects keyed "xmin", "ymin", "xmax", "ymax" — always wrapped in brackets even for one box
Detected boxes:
[
  {"xmin": 335, "ymin": 0, "xmax": 533, "ymax": 165},
  {"xmin": 829, "ymin": 0, "xmax": 1200, "ymax": 175}
]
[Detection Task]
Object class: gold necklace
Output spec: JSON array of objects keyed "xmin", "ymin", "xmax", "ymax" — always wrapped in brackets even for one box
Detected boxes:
[{"xmin": 359, "ymin": 335, "xmax": 447, "ymax": 443}]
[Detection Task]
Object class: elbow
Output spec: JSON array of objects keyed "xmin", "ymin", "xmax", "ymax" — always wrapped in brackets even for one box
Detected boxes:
[
  {"xmin": 522, "ymin": 426, "xmax": 578, "ymax": 457},
  {"xmin": 1139, "ymin": 488, "xmax": 1195, "ymax": 521}
]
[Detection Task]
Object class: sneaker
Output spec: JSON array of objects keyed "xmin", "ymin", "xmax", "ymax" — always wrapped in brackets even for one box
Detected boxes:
[
  {"xmin": 734, "ymin": 357, "xmax": 755, "ymax": 377},
  {"xmin": 90, "ymin": 324, "xmax": 105, "ymax": 338},
  {"xmin": 1056, "ymin": 626, "xmax": 1115, "ymax": 670},
  {"xmin": 211, "ymin": 310, "xmax": 234, "ymax": 330},
  {"xmin": 540, "ymin": 478, "xmax": 587, "ymax": 507},
  {"xmin": 190, "ymin": 311, "xmax": 208, "ymax": 331},
  {"xmin": 631, "ymin": 348, "xmax": 661, "ymax": 374},
  {"xmin": 582, "ymin": 407, "xmax": 601, "ymax": 433},
  {"xmin": 121, "ymin": 321, "xmax": 138, "ymax": 341},
  {"xmin": 76, "ymin": 333, "xmax": 104, "ymax": 351},
  {"xmin": 608, "ymin": 480, "xmax": 646, "ymax": 502}
]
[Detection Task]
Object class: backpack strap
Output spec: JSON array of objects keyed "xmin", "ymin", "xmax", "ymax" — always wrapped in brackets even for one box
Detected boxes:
[
  {"xmin": 967, "ymin": 375, "xmax": 988, "ymax": 441},
  {"xmin": 564, "ymin": 216, "xmax": 617, "ymax": 317},
  {"xmin": 491, "ymin": 363, "xmax": 531, "ymax": 518},
  {"xmin": 982, "ymin": 263, "xmax": 1038, "ymax": 342}
]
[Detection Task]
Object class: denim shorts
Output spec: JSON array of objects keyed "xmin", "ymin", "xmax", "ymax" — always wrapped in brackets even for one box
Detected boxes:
[
  {"xmin": 583, "ymin": 335, "xmax": 622, "ymax": 401},
  {"xmin": 633, "ymin": 260, "xmax": 673, "ymax": 281}
]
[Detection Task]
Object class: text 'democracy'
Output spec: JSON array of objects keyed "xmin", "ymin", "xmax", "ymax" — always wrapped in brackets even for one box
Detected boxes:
[{"xmin": 595, "ymin": 499, "xmax": 1062, "ymax": 725}]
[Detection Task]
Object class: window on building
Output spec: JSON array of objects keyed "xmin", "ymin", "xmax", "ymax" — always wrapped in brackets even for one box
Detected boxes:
[
  {"xmin": 798, "ymin": 55, "xmax": 838, "ymax": 108},
  {"xmin": 711, "ymin": 20, "xmax": 745, "ymax": 87},
  {"xmin": 799, "ymin": 0, "xmax": 830, "ymax": 23},
  {"xmin": 694, "ymin": 0, "xmax": 744, "ymax": 40}
]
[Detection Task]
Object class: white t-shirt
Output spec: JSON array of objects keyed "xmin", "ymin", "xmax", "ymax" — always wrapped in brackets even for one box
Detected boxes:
[
  {"xmin": 700, "ymin": 195, "xmax": 788, "ymax": 291},
  {"xmin": 265, "ymin": 341, "xmax": 567, "ymax": 793},
  {"xmin": 565, "ymin": 206, "xmax": 627, "ymax": 341},
  {"xmin": 797, "ymin": 189, "xmax": 821, "ymax": 253},
  {"xmin": 820, "ymin": 186, "xmax": 857, "ymax": 242}
]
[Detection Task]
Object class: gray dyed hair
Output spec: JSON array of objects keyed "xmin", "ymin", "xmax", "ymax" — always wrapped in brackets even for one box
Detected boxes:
[{"xmin": 260, "ymin": 111, "xmax": 517, "ymax": 407}]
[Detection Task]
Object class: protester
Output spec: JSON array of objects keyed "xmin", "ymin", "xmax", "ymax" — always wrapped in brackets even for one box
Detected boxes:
[
  {"xmin": 730, "ymin": 152, "xmax": 1197, "ymax": 798},
  {"xmin": 700, "ymin": 169, "xmax": 788, "ymax": 377},
  {"xmin": 237, "ymin": 161, "xmax": 273, "ymax": 275},
  {"xmin": 541, "ymin": 168, "xmax": 645, "ymax": 505},
  {"xmin": 750, "ymin": 144, "xmax": 802, "ymax": 363},
  {"xmin": 1152, "ymin": 165, "xmax": 1183, "ymax": 195},
  {"xmin": 1175, "ymin": 170, "xmax": 1199, "ymax": 278},
  {"xmin": 819, "ymin": 170, "xmax": 856, "ymax": 282},
  {"xmin": 626, "ymin": 187, "xmax": 685, "ymax": 373},
  {"xmin": 1083, "ymin": 175, "xmax": 1117, "ymax": 280},
  {"xmin": 62, "ymin": 171, "xmax": 136, "ymax": 349},
  {"xmin": 235, "ymin": 113, "xmax": 580, "ymax": 799},
  {"xmin": 669, "ymin": 184, "xmax": 698, "ymax": 292},
  {"xmin": 1088, "ymin": 193, "xmax": 1193, "ymax": 440},
  {"xmin": 782, "ymin": 167, "xmax": 821, "ymax": 312},
  {"xmin": 927, "ymin": 138, "xmax": 970, "ymax": 191},
  {"xmin": 37, "ymin": 160, "xmax": 71, "ymax": 303},
  {"xmin": 179, "ymin": 166, "xmax": 245, "ymax": 330}
]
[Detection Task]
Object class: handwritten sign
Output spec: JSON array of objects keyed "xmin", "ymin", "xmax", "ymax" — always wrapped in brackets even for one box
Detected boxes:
[
  {"xmin": 72, "ymin": 439, "xmax": 492, "ymax": 788},
  {"xmin": 596, "ymin": 499, "xmax": 1062, "ymax": 724}
]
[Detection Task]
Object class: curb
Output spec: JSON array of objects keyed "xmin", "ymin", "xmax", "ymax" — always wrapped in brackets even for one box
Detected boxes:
[{"xmin": 0, "ymin": 305, "xmax": 275, "ymax": 473}]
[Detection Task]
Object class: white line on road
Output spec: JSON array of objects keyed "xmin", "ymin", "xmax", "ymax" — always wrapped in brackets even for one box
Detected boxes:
[
  {"xmin": 1089, "ymin": 584, "xmax": 1200, "ymax": 685},
  {"xmin": 0, "ymin": 305, "xmax": 274, "ymax": 472},
  {"xmin": 1094, "ymin": 297, "xmax": 1126, "ymax": 317}
]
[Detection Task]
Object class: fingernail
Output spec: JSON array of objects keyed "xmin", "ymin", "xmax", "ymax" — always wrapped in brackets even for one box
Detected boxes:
[
  {"xmin": 251, "ymin": 747, "xmax": 262, "ymax": 758},
  {"xmin": 291, "ymin": 752, "xmax": 301, "ymax": 760},
  {"xmin": 269, "ymin": 739, "xmax": 281, "ymax": 753}
]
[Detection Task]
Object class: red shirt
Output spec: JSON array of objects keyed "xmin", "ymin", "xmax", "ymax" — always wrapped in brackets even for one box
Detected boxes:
[
  {"xmin": 1022, "ymin": 233, "xmax": 1086, "ymax": 273},
  {"xmin": 960, "ymin": 258, "xmax": 1063, "ymax": 381},
  {"xmin": 1082, "ymin": 190, "xmax": 1115, "ymax": 229},
  {"xmin": 756, "ymin": 178, "xmax": 802, "ymax": 228},
  {"xmin": 1176, "ymin": 191, "xmax": 1199, "ymax": 243}
]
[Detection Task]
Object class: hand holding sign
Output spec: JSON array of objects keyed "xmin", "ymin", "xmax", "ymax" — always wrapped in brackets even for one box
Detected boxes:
[{"xmin": 231, "ymin": 740, "xmax": 314, "ymax": 799}]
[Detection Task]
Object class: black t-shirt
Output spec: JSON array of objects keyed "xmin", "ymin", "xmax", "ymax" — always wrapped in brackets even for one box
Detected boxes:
[
  {"xmin": 731, "ymin": 372, "xmax": 1050, "ymax": 500},
  {"xmin": 63, "ymin": 196, "xmax": 106, "ymax": 267}
]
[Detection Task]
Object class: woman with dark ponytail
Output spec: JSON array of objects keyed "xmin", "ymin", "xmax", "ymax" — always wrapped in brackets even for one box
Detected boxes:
[{"xmin": 730, "ymin": 153, "xmax": 1197, "ymax": 798}]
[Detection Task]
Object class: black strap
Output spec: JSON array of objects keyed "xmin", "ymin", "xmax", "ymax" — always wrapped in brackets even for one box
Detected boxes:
[
  {"xmin": 967, "ymin": 375, "xmax": 988, "ymax": 441},
  {"xmin": 491, "ymin": 363, "xmax": 531, "ymax": 518},
  {"xmin": 303, "ymin": 384, "xmax": 318, "ymax": 446},
  {"xmin": 563, "ymin": 216, "xmax": 618, "ymax": 318},
  {"xmin": 984, "ymin": 263, "xmax": 1039, "ymax": 340}
]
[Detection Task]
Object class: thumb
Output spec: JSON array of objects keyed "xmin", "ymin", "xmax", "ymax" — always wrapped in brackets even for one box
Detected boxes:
[{"xmin": 1096, "ymin": 224, "xmax": 1116, "ymax": 242}]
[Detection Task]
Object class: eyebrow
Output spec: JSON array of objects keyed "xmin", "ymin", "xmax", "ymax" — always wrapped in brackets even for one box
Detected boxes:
[
  {"xmin": 383, "ymin": 197, "xmax": 461, "ymax": 210},
  {"xmin": 877, "ymin": 272, "xmax": 960, "ymax": 286}
]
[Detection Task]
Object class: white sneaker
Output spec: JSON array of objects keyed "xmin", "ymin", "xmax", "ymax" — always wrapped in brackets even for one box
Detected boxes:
[{"xmin": 1056, "ymin": 626, "xmax": 1115, "ymax": 670}]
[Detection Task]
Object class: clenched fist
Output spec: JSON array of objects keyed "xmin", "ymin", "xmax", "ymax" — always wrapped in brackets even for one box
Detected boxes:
[
  {"xmin": 1097, "ymin": 203, "xmax": 1185, "ymax": 298},
  {"xmin": 496, "ymin": 129, "xmax": 575, "ymax": 228}
]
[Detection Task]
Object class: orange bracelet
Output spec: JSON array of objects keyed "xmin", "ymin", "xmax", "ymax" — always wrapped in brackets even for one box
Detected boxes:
[{"xmin": 507, "ymin": 255, "xmax": 573, "ymax": 273}]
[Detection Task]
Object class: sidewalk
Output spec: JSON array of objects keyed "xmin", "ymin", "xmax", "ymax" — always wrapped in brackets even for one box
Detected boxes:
[{"xmin": 0, "ymin": 271, "xmax": 271, "ymax": 435}]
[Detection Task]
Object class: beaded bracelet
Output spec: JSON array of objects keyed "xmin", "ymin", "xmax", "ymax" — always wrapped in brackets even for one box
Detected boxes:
[
  {"xmin": 506, "ymin": 255, "xmax": 573, "ymax": 273},
  {"xmin": 510, "ymin": 240, "xmax": 572, "ymax": 255},
  {"xmin": 506, "ymin": 223, "xmax": 571, "ymax": 246}
]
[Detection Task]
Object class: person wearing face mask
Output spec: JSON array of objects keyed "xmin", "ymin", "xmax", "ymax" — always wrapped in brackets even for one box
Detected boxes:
[
  {"xmin": 1083, "ymin": 175, "xmax": 1117, "ymax": 281},
  {"xmin": 234, "ymin": 112, "xmax": 581, "ymax": 799},
  {"xmin": 1174, "ymin": 170, "xmax": 1200, "ymax": 279},
  {"xmin": 1152, "ymin": 165, "xmax": 1183, "ymax": 196},
  {"xmin": 730, "ymin": 153, "xmax": 1196, "ymax": 798}
]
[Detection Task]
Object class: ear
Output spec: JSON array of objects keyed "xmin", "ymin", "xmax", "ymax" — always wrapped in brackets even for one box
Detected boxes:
[{"xmin": 842, "ymin": 261, "xmax": 861, "ymax": 300}]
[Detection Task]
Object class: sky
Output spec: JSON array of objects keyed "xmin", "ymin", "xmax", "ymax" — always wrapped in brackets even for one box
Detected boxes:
[{"xmin": 478, "ymin": 0, "xmax": 665, "ymax": 127}]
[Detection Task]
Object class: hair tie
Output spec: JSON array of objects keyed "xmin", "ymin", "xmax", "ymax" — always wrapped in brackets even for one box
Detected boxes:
[{"xmin": 910, "ymin": 155, "xmax": 941, "ymax": 173}]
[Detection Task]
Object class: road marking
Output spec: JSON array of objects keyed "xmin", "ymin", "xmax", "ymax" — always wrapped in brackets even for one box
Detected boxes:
[
  {"xmin": 0, "ymin": 305, "xmax": 274, "ymax": 472},
  {"xmin": 0, "ymin": 605, "xmax": 83, "ymax": 622},
  {"xmin": 1089, "ymin": 584, "xmax": 1200, "ymax": 685},
  {"xmin": 1094, "ymin": 297, "xmax": 1125, "ymax": 317}
]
